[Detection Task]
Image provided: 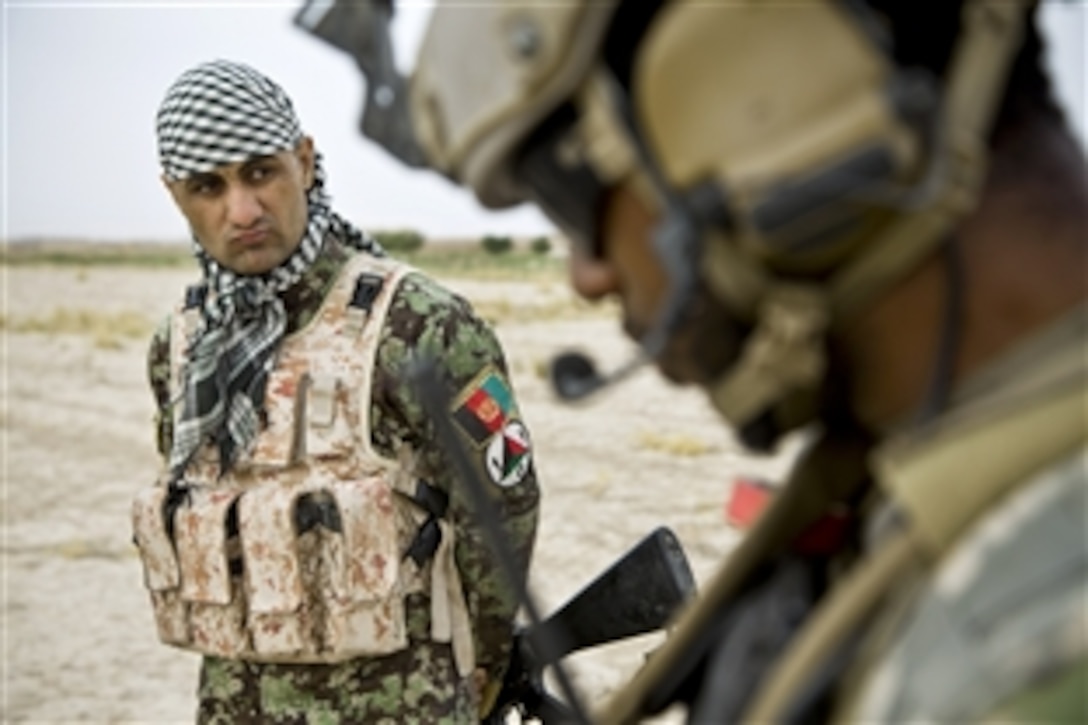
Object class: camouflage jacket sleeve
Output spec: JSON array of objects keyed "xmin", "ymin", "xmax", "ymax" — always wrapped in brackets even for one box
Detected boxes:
[
  {"xmin": 147, "ymin": 316, "xmax": 173, "ymax": 461},
  {"xmin": 369, "ymin": 271, "xmax": 541, "ymax": 680}
]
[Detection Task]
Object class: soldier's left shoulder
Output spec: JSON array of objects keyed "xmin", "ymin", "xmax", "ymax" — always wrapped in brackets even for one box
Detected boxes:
[
  {"xmin": 384, "ymin": 271, "xmax": 499, "ymax": 352},
  {"xmin": 850, "ymin": 450, "xmax": 1088, "ymax": 722},
  {"xmin": 390, "ymin": 270, "xmax": 476, "ymax": 318}
]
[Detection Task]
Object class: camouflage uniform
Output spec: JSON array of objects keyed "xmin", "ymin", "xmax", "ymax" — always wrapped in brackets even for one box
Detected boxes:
[
  {"xmin": 843, "ymin": 450, "xmax": 1086, "ymax": 722},
  {"xmin": 147, "ymin": 237, "xmax": 540, "ymax": 724},
  {"xmin": 699, "ymin": 304, "xmax": 1088, "ymax": 724},
  {"xmin": 833, "ymin": 307, "xmax": 1087, "ymax": 723}
]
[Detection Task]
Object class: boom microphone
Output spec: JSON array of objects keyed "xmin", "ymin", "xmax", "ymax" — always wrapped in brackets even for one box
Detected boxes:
[
  {"xmin": 549, "ymin": 350, "xmax": 650, "ymax": 401},
  {"xmin": 548, "ymin": 230, "xmax": 691, "ymax": 402},
  {"xmin": 549, "ymin": 73, "xmax": 703, "ymax": 403}
]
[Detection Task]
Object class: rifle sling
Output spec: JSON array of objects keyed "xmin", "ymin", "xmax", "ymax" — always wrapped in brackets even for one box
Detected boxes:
[{"xmin": 401, "ymin": 478, "xmax": 449, "ymax": 567}]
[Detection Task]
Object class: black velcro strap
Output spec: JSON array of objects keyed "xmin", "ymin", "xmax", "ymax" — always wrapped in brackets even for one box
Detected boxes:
[
  {"xmin": 184, "ymin": 284, "xmax": 208, "ymax": 310},
  {"xmin": 405, "ymin": 518, "xmax": 443, "ymax": 568},
  {"xmin": 162, "ymin": 479, "xmax": 192, "ymax": 543},
  {"xmin": 349, "ymin": 273, "xmax": 385, "ymax": 313},
  {"xmin": 411, "ymin": 479, "xmax": 449, "ymax": 518},
  {"xmin": 403, "ymin": 479, "xmax": 449, "ymax": 567}
]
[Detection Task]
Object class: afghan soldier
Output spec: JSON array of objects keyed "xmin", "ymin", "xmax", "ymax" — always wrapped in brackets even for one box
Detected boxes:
[
  {"xmin": 130, "ymin": 59, "xmax": 540, "ymax": 724},
  {"xmin": 302, "ymin": 1, "xmax": 1086, "ymax": 721}
]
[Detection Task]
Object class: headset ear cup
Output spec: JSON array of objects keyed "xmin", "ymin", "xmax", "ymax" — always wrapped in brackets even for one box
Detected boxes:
[
  {"xmin": 634, "ymin": 2, "xmax": 931, "ymax": 269},
  {"xmin": 748, "ymin": 69, "xmax": 939, "ymax": 265},
  {"xmin": 748, "ymin": 144, "xmax": 902, "ymax": 253}
]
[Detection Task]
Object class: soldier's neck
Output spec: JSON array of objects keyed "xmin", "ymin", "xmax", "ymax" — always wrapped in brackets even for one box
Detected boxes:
[
  {"xmin": 835, "ymin": 111, "xmax": 1088, "ymax": 434},
  {"xmin": 281, "ymin": 235, "xmax": 350, "ymax": 333}
]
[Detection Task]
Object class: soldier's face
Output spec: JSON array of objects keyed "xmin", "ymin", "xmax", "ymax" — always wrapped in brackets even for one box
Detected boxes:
[
  {"xmin": 165, "ymin": 138, "xmax": 315, "ymax": 275},
  {"xmin": 568, "ymin": 183, "xmax": 742, "ymax": 385}
]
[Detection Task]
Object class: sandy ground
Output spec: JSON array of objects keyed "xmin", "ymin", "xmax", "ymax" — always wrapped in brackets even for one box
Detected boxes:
[{"xmin": 2, "ymin": 263, "xmax": 800, "ymax": 723}]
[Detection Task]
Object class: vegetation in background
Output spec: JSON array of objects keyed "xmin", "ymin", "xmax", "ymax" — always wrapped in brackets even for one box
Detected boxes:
[
  {"xmin": 529, "ymin": 236, "xmax": 553, "ymax": 255},
  {"xmin": 372, "ymin": 229, "xmax": 425, "ymax": 254},
  {"xmin": 1, "ymin": 308, "xmax": 154, "ymax": 349},
  {"xmin": 2, "ymin": 235, "xmax": 567, "ymax": 282},
  {"xmin": 3, "ymin": 241, "xmax": 196, "ymax": 268},
  {"xmin": 480, "ymin": 235, "xmax": 514, "ymax": 255},
  {"xmin": 636, "ymin": 429, "xmax": 718, "ymax": 457},
  {"xmin": 471, "ymin": 296, "xmax": 613, "ymax": 326}
]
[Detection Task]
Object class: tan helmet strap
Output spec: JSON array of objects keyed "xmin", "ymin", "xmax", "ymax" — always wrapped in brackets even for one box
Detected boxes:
[
  {"xmin": 708, "ymin": 284, "xmax": 829, "ymax": 427},
  {"xmin": 829, "ymin": 0, "xmax": 1030, "ymax": 324}
]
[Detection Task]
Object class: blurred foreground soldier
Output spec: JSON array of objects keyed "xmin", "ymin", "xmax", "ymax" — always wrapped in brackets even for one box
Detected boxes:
[
  {"xmin": 130, "ymin": 59, "xmax": 539, "ymax": 724},
  {"xmin": 299, "ymin": 0, "xmax": 1086, "ymax": 721}
]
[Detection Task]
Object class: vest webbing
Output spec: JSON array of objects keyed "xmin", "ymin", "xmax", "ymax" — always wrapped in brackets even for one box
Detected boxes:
[
  {"xmin": 177, "ymin": 267, "xmax": 448, "ymax": 566},
  {"xmin": 149, "ymin": 252, "xmax": 476, "ymax": 672}
]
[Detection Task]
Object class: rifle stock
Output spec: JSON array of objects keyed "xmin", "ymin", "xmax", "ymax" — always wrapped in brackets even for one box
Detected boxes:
[{"xmin": 486, "ymin": 526, "xmax": 696, "ymax": 723}]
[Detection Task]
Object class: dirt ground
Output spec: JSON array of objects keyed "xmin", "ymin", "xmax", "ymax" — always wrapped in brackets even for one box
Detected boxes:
[{"xmin": 2, "ymin": 263, "xmax": 800, "ymax": 723}]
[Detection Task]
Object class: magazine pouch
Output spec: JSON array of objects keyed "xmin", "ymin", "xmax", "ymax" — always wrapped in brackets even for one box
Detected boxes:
[{"xmin": 323, "ymin": 477, "xmax": 407, "ymax": 656}]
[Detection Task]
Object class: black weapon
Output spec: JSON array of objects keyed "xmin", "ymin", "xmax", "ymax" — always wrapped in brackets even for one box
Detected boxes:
[
  {"xmin": 293, "ymin": 0, "xmax": 427, "ymax": 168},
  {"xmin": 406, "ymin": 358, "xmax": 696, "ymax": 723},
  {"xmin": 487, "ymin": 526, "xmax": 696, "ymax": 724}
]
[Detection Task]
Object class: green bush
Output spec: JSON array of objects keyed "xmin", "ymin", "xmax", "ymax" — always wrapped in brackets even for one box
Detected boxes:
[
  {"xmin": 480, "ymin": 235, "xmax": 514, "ymax": 255},
  {"xmin": 373, "ymin": 229, "xmax": 425, "ymax": 254},
  {"xmin": 529, "ymin": 236, "xmax": 552, "ymax": 255}
]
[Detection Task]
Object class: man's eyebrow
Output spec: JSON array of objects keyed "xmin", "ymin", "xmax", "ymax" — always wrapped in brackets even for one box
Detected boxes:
[
  {"xmin": 184, "ymin": 171, "xmax": 221, "ymax": 186},
  {"xmin": 242, "ymin": 154, "xmax": 280, "ymax": 167}
]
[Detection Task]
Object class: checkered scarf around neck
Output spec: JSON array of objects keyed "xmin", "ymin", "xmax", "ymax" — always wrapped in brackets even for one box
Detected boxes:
[{"xmin": 157, "ymin": 60, "xmax": 384, "ymax": 480}]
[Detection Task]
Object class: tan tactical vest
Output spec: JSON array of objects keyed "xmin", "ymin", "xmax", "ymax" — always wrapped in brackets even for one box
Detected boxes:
[{"xmin": 132, "ymin": 254, "xmax": 475, "ymax": 672}]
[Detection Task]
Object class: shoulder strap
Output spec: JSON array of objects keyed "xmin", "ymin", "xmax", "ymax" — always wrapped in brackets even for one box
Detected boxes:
[
  {"xmin": 333, "ymin": 253, "xmax": 415, "ymax": 459},
  {"xmin": 876, "ymin": 336, "xmax": 1087, "ymax": 556},
  {"xmin": 335, "ymin": 256, "xmax": 451, "ymax": 565},
  {"xmin": 168, "ymin": 283, "xmax": 206, "ymax": 404},
  {"xmin": 741, "ymin": 333, "xmax": 1088, "ymax": 723}
]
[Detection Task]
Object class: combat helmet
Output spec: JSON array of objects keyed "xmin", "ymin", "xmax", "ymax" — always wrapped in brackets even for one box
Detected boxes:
[{"xmin": 298, "ymin": 0, "xmax": 1033, "ymax": 449}]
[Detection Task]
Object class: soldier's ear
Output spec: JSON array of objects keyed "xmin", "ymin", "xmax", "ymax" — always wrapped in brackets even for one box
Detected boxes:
[
  {"xmin": 296, "ymin": 136, "xmax": 316, "ymax": 190},
  {"xmin": 162, "ymin": 174, "xmax": 184, "ymax": 207}
]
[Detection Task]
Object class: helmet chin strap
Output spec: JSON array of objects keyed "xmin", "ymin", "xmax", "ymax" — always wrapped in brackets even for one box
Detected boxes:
[
  {"xmin": 911, "ymin": 234, "xmax": 965, "ymax": 426},
  {"xmin": 706, "ymin": 285, "xmax": 830, "ymax": 450}
]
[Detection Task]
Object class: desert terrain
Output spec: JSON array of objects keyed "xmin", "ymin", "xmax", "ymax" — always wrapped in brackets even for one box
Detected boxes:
[{"xmin": 2, "ymin": 249, "xmax": 801, "ymax": 723}]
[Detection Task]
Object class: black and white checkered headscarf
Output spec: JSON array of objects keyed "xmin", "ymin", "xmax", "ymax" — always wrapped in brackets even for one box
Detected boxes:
[{"xmin": 157, "ymin": 59, "xmax": 384, "ymax": 479}]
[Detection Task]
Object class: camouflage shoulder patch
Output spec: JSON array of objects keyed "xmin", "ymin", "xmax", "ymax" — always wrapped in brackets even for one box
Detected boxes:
[{"xmin": 450, "ymin": 366, "xmax": 532, "ymax": 487}]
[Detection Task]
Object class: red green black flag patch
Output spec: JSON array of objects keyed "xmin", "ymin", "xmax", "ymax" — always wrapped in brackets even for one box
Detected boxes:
[
  {"xmin": 451, "ymin": 367, "xmax": 533, "ymax": 487},
  {"xmin": 452, "ymin": 367, "xmax": 517, "ymax": 445}
]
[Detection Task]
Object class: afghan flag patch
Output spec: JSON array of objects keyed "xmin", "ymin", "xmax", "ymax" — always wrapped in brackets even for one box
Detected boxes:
[{"xmin": 451, "ymin": 367, "xmax": 517, "ymax": 446}]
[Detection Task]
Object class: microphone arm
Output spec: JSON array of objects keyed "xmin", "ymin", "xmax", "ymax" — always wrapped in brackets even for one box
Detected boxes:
[
  {"xmin": 549, "ymin": 69, "xmax": 704, "ymax": 404},
  {"xmin": 549, "ymin": 201, "xmax": 701, "ymax": 402},
  {"xmin": 549, "ymin": 350, "xmax": 650, "ymax": 402}
]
